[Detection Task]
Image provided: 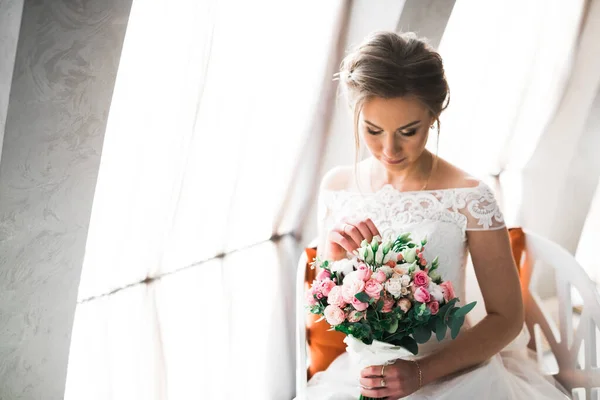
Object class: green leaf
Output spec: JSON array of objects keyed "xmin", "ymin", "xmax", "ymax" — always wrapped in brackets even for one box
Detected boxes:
[
  {"xmin": 435, "ymin": 317, "xmax": 447, "ymax": 341},
  {"xmin": 413, "ymin": 325, "xmax": 431, "ymax": 344},
  {"xmin": 376, "ymin": 299, "xmax": 384, "ymax": 312},
  {"xmin": 400, "ymin": 336, "xmax": 419, "ymax": 355},
  {"xmin": 454, "ymin": 301, "xmax": 477, "ymax": 319},
  {"xmin": 442, "ymin": 298, "xmax": 459, "ymax": 321},
  {"xmin": 354, "ymin": 292, "xmax": 370, "ymax": 304},
  {"xmin": 387, "ymin": 319, "xmax": 399, "ymax": 334},
  {"xmin": 450, "ymin": 316, "xmax": 465, "ymax": 339}
]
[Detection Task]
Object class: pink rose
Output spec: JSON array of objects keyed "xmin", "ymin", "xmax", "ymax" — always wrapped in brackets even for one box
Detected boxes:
[
  {"xmin": 356, "ymin": 264, "xmax": 372, "ymax": 281},
  {"xmin": 317, "ymin": 269, "xmax": 331, "ymax": 281},
  {"xmin": 305, "ymin": 290, "xmax": 317, "ymax": 306},
  {"xmin": 413, "ymin": 271, "xmax": 430, "ymax": 287},
  {"xmin": 324, "ymin": 305, "xmax": 345, "ymax": 326},
  {"xmin": 327, "ymin": 286, "xmax": 346, "ymax": 308},
  {"xmin": 316, "ymin": 292, "xmax": 324, "ymax": 299},
  {"xmin": 318, "ymin": 278, "xmax": 336, "ymax": 297},
  {"xmin": 428, "ymin": 300, "xmax": 440, "ymax": 315},
  {"xmin": 439, "ymin": 281, "xmax": 456, "ymax": 302},
  {"xmin": 364, "ymin": 279, "xmax": 383, "ymax": 300},
  {"xmin": 374, "ymin": 270, "xmax": 387, "ymax": 283},
  {"xmin": 351, "ymin": 296, "xmax": 368, "ymax": 311},
  {"xmin": 348, "ymin": 310, "xmax": 363, "ymax": 323},
  {"xmin": 342, "ymin": 277, "xmax": 365, "ymax": 303},
  {"xmin": 414, "ymin": 286, "xmax": 431, "ymax": 303},
  {"xmin": 382, "ymin": 297, "xmax": 395, "ymax": 313},
  {"xmin": 397, "ymin": 298, "xmax": 412, "ymax": 313},
  {"xmin": 397, "ymin": 253, "xmax": 404, "ymax": 262}
]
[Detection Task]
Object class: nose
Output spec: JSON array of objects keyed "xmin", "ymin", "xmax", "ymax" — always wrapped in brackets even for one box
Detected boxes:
[{"xmin": 383, "ymin": 133, "xmax": 401, "ymax": 158}]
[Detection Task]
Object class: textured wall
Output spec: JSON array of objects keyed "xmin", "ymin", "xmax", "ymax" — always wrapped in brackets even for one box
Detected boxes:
[
  {"xmin": 0, "ymin": 0, "xmax": 24, "ymax": 164},
  {"xmin": 0, "ymin": 1, "xmax": 132, "ymax": 399}
]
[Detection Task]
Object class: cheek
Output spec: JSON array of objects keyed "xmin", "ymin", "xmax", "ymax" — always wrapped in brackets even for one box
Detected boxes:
[{"xmin": 362, "ymin": 133, "xmax": 382, "ymax": 152}]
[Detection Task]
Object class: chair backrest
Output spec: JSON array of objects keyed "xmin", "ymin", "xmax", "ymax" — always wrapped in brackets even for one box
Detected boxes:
[{"xmin": 520, "ymin": 229, "xmax": 600, "ymax": 399}]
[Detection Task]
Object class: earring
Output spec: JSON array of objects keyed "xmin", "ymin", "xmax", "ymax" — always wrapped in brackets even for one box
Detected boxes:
[{"xmin": 430, "ymin": 125, "xmax": 435, "ymax": 130}]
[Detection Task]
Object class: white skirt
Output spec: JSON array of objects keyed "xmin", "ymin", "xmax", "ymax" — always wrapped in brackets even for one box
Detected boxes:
[{"xmin": 303, "ymin": 327, "xmax": 570, "ymax": 400}]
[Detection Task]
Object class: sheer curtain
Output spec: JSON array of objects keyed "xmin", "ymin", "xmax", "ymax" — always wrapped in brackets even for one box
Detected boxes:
[
  {"xmin": 64, "ymin": 1, "xmax": 348, "ymax": 399},
  {"xmin": 435, "ymin": 0, "xmax": 591, "ymax": 320},
  {"xmin": 434, "ymin": 0, "xmax": 586, "ymax": 225}
]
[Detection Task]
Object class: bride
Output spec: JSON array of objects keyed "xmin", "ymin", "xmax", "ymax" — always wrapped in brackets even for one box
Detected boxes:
[{"xmin": 304, "ymin": 31, "xmax": 569, "ymax": 399}]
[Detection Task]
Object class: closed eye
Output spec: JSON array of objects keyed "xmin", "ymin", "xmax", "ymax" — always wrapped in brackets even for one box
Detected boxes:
[
  {"xmin": 367, "ymin": 128, "xmax": 382, "ymax": 135},
  {"xmin": 402, "ymin": 129, "xmax": 417, "ymax": 137}
]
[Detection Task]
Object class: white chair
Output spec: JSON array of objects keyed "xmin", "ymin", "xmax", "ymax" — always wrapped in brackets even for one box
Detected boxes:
[
  {"xmin": 295, "ymin": 239, "xmax": 318, "ymax": 400},
  {"xmin": 520, "ymin": 229, "xmax": 600, "ymax": 400}
]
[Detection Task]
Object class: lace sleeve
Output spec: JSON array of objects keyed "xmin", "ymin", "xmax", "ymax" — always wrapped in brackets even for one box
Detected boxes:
[{"xmin": 456, "ymin": 182, "xmax": 506, "ymax": 231}]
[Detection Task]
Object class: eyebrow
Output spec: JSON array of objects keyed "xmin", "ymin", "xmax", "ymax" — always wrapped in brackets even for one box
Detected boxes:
[{"xmin": 364, "ymin": 119, "xmax": 421, "ymax": 131}]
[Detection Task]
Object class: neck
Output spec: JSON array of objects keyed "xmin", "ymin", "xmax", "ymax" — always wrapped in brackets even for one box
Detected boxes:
[{"xmin": 373, "ymin": 151, "xmax": 433, "ymax": 190}]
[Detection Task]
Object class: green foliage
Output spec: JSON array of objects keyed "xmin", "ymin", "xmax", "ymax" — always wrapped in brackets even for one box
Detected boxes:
[{"xmin": 354, "ymin": 292, "xmax": 371, "ymax": 304}]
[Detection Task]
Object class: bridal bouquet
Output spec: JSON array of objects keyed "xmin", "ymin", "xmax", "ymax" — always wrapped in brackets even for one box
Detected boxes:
[{"xmin": 306, "ymin": 233, "xmax": 476, "ymax": 400}]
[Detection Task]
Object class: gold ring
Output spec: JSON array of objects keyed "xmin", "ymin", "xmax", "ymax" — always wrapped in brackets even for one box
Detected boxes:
[
  {"xmin": 380, "ymin": 378, "xmax": 386, "ymax": 387},
  {"xmin": 381, "ymin": 364, "xmax": 385, "ymax": 377}
]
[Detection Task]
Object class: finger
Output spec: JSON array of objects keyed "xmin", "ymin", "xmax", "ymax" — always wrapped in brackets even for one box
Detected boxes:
[
  {"xmin": 359, "ymin": 386, "xmax": 390, "ymax": 399},
  {"xmin": 341, "ymin": 223, "xmax": 365, "ymax": 249},
  {"xmin": 328, "ymin": 231, "xmax": 359, "ymax": 254},
  {"xmin": 347, "ymin": 219, "xmax": 373, "ymax": 244},
  {"xmin": 360, "ymin": 376, "xmax": 395, "ymax": 389},
  {"xmin": 360, "ymin": 365, "xmax": 382, "ymax": 378},
  {"xmin": 364, "ymin": 218, "xmax": 380, "ymax": 237}
]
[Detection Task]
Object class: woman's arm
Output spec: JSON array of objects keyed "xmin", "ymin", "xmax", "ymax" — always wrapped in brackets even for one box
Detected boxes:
[{"xmin": 419, "ymin": 227, "xmax": 524, "ymax": 385}]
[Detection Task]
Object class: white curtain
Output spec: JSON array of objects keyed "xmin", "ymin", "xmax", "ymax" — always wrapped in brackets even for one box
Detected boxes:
[
  {"xmin": 435, "ymin": 0, "xmax": 587, "ymax": 226},
  {"xmin": 432, "ymin": 0, "xmax": 599, "ymax": 318},
  {"xmin": 64, "ymin": 1, "xmax": 347, "ymax": 399}
]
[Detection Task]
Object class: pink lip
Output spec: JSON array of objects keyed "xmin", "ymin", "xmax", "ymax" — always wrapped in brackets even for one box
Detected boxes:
[{"xmin": 383, "ymin": 157, "xmax": 405, "ymax": 165}]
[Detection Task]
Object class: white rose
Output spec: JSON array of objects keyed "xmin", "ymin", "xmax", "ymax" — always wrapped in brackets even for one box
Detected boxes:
[
  {"xmin": 379, "ymin": 266, "xmax": 394, "ymax": 277},
  {"xmin": 331, "ymin": 259, "xmax": 355, "ymax": 277},
  {"xmin": 385, "ymin": 278, "xmax": 403, "ymax": 298},
  {"xmin": 400, "ymin": 274, "xmax": 411, "ymax": 287},
  {"xmin": 428, "ymin": 282, "xmax": 444, "ymax": 302},
  {"xmin": 383, "ymin": 250, "xmax": 395, "ymax": 264},
  {"xmin": 394, "ymin": 265, "xmax": 408, "ymax": 275},
  {"xmin": 401, "ymin": 287, "xmax": 410, "ymax": 296},
  {"xmin": 402, "ymin": 248, "xmax": 417, "ymax": 263}
]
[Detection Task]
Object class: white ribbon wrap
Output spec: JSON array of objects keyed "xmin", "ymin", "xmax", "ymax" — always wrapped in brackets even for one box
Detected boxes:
[{"xmin": 344, "ymin": 335, "xmax": 415, "ymax": 370}]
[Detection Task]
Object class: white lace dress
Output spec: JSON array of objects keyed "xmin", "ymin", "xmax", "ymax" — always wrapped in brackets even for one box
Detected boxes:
[{"xmin": 305, "ymin": 181, "xmax": 569, "ymax": 400}]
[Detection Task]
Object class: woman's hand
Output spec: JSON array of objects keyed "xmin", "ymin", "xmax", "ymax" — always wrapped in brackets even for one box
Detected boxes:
[
  {"xmin": 359, "ymin": 359, "xmax": 421, "ymax": 399},
  {"xmin": 325, "ymin": 218, "xmax": 380, "ymax": 261}
]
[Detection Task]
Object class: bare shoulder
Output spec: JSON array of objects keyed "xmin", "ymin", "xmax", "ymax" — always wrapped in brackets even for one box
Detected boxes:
[
  {"xmin": 431, "ymin": 156, "xmax": 481, "ymax": 190},
  {"xmin": 320, "ymin": 159, "xmax": 370, "ymax": 192},
  {"xmin": 320, "ymin": 165, "xmax": 354, "ymax": 192}
]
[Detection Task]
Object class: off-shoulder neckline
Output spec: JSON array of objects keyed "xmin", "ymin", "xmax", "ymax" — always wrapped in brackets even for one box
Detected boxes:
[{"xmin": 322, "ymin": 180, "xmax": 486, "ymax": 196}]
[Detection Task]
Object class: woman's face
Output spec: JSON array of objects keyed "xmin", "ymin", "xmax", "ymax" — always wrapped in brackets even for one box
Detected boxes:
[{"xmin": 359, "ymin": 96, "xmax": 433, "ymax": 172}]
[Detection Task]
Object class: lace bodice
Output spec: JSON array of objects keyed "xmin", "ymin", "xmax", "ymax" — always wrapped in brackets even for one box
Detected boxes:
[{"xmin": 317, "ymin": 181, "xmax": 506, "ymax": 330}]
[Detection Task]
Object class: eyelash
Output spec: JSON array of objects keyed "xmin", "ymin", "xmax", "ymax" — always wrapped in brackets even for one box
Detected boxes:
[{"xmin": 367, "ymin": 128, "xmax": 418, "ymax": 137}]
